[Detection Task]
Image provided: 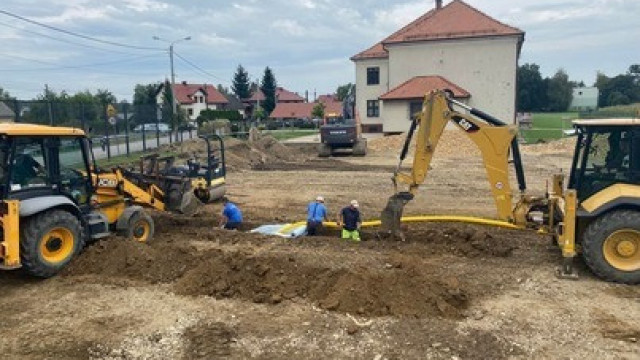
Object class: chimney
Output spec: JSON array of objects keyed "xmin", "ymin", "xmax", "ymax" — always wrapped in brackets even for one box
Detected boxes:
[
  {"xmin": 305, "ymin": 90, "xmax": 309, "ymax": 103},
  {"xmin": 436, "ymin": 0, "xmax": 442, "ymax": 9},
  {"xmin": 181, "ymin": 80, "xmax": 187, "ymax": 85}
]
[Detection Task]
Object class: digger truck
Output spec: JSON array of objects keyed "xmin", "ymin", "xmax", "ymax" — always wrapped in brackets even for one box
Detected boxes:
[
  {"xmin": 381, "ymin": 90, "xmax": 640, "ymax": 284},
  {"xmin": 0, "ymin": 124, "xmax": 225, "ymax": 277}
]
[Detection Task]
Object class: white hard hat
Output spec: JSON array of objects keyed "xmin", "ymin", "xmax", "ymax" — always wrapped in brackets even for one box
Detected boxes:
[
  {"xmin": 350, "ymin": 200, "xmax": 359, "ymax": 208},
  {"xmin": 316, "ymin": 196, "xmax": 324, "ymax": 202}
]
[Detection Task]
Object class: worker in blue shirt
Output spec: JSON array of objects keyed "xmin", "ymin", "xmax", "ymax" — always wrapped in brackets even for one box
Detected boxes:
[
  {"xmin": 220, "ymin": 197, "xmax": 243, "ymax": 230},
  {"xmin": 306, "ymin": 196, "xmax": 328, "ymax": 236}
]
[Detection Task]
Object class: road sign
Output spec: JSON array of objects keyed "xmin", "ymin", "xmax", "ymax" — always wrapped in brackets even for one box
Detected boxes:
[
  {"xmin": 107, "ymin": 104, "xmax": 117, "ymax": 117},
  {"xmin": 108, "ymin": 117, "xmax": 116, "ymax": 125}
]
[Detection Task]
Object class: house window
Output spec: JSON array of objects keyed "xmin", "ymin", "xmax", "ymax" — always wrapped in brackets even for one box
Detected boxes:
[
  {"xmin": 367, "ymin": 67, "xmax": 380, "ymax": 85},
  {"xmin": 409, "ymin": 101, "xmax": 423, "ymax": 120},
  {"xmin": 188, "ymin": 108, "xmax": 194, "ymax": 116},
  {"xmin": 367, "ymin": 100, "xmax": 379, "ymax": 117}
]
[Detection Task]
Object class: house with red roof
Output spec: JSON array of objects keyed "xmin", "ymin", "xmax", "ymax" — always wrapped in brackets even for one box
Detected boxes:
[
  {"xmin": 270, "ymin": 96, "xmax": 342, "ymax": 121},
  {"xmin": 245, "ymin": 86, "xmax": 306, "ymax": 109},
  {"xmin": 351, "ymin": 0, "xmax": 524, "ymax": 133},
  {"xmin": 156, "ymin": 81, "xmax": 235, "ymax": 121}
]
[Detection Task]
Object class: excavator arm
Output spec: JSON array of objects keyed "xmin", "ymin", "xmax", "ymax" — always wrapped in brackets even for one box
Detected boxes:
[{"xmin": 381, "ymin": 90, "xmax": 528, "ymax": 235}]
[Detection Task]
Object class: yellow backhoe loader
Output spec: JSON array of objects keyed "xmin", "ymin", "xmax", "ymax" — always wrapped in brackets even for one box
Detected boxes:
[
  {"xmin": 381, "ymin": 90, "xmax": 640, "ymax": 284},
  {"xmin": 0, "ymin": 124, "xmax": 224, "ymax": 277}
]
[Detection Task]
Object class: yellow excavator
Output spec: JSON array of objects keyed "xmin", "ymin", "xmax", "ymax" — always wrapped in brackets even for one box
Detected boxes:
[
  {"xmin": 0, "ymin": 124, "xmax": 224, "ymax": 277},
  {"xmin": 381, "ymin": 90, "xmax": 640, "ymax": 284}
]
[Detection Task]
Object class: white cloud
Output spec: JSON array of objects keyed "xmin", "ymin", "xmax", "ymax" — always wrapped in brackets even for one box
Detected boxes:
[
  {"xmin": 120, "ymin": 0, "xmax": 169, "ymax": 12},
  {"xmin": 271, "ymin": 19, "xmax": 307, "ymax": 37},
  {"xmin": 34, "ymin": 5, "xmax": 113, "ymax": 24}
]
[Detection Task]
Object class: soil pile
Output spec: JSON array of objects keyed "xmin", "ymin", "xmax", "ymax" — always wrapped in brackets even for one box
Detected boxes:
[
  {"xmin": 184, "ymin": 322, "xmax": 236, "ymax": 359},
  {"xmin": 368, "ymin": 130, "xmax": 479, "ymax": 158},
  {"xmin": 394, "ymin": 225, "xmax": 515, "ymax": 258},
  {"xmin": 163, "ymin": 135, "xmax": 305, "ymax": 171},
  {"xmin": 173, "ymin": 249, "xmax": 469, "ymax": 318},
  {"xmin": 62, "ymin": 237, "xmax": 199, "ymax": 283},
  {"xmin": 521, "ymin": 137, "xmax": 577, "ymax": 155}
]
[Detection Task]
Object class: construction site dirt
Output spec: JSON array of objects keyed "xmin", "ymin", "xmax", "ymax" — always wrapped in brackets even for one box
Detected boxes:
[{"xmin": 1, "ymin": 132, "xmax": 640, "ymax": 359}]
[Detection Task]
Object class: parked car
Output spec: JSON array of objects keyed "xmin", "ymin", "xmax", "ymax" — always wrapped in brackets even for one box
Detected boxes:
[{"xmin": 133, "ymin": 123, "xmax": 170, "ymax": 133}]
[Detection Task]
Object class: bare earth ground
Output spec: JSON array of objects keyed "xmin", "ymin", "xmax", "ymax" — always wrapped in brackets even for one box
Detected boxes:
[{"xmin": 1, "ymin": 133, "xmax": 640, "ymax": 359}]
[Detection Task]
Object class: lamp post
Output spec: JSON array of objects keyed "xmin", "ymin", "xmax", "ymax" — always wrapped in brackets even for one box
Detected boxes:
[{"xmin": 153, "ymin": 35, "xmax": 191, "ymax": 139}]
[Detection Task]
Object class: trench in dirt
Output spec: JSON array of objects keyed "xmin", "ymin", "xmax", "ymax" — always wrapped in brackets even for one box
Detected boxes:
[{"xmin": 62, "ymin": 212, "xmax": 553, "ymax": 319}]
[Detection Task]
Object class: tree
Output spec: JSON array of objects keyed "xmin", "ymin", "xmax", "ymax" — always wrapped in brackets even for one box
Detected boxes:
[
  {"xmin": 336, "ymin": 83, "xmax": 355, "ymax": 101},
  {"xmin": 516, "ymin": 63, "xmax": 547, "ymax": 112},
  {"xmin": 217, "ymin": 84, "xmax": 230, "ymax": 96},
  {"xmin": 260, "ymin": 66, "xmax": 277, "ymax": 115},
  {"xmin": 231, "ymin": 64, "xmax": 251, "ymax": 99},
  {"xmin": 133, "ymin": 83, "xmax": 160, "ymax": 126},
  {"xmin": 546, "ymin": 69, "xmax": 573, "ymax": 112},
  {"xmin": 311, "ymin": 102, "xmax": 325, "ymax": 119},
  {"xmin": 0, "ymin": 87, "xmax": 13, "ymax": 100}
]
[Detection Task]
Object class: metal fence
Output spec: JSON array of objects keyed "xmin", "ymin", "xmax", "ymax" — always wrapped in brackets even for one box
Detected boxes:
[{"xmin": 3, "ymin": 100, "xmax": 196, "ymax": 160}]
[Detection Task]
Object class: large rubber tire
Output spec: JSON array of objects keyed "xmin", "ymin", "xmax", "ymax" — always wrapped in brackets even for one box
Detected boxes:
[
  {"xmin": 583, "ymin": 210, "xmax": 640, "ymax": 284},
  {"xmin": 318, "ymin": 144, "xmax": 332, "ymax": 157},
  {"xmin": 126, "ymin": 211, "xmax": 155, "ymax": 243},
  {"xmin": 352, "ymin": 139, "xmax": 367, "ymax": 156},
  {"xmin": 20, "ymin": 209, "xmax": 85, "ymax": 278}
]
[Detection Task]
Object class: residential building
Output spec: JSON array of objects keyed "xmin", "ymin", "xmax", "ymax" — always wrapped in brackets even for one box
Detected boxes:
[
  {"xmin": 0, "ymin": 102, "xmax": 15, "ymax": 122},
  {"xmin": 570, "ymin": 87, "xmax": 599, "ymax": 112},
  {"xmin": 351, "ymin": 0, "xmax": 524, "ymax": 133},
  {"xmin": 270, "ymin": 97, "xmax": 342, "ymax": 121},
  {"xmin": 156, "ymin": 81, "xmax": 229, "ymax": 121},
  {"xmin": 245, "ymin": 87, "xmax": 305, "ymax": 108}
]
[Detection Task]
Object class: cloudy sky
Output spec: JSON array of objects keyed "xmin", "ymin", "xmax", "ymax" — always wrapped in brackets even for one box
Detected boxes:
[{"xmin": 0, "ymin": 0, "xmax": 638, "ymax": 101}]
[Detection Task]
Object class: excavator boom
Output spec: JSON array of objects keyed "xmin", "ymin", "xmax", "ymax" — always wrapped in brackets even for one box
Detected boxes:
[{"xmin": 380, "ymin": 90, "xmax": 526, "ymax": 237}]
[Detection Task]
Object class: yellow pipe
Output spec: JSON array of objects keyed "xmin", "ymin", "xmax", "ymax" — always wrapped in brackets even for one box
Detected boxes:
[{"xmin": 276, "ymin": 215, "xmax": 522, "ymax": 235}]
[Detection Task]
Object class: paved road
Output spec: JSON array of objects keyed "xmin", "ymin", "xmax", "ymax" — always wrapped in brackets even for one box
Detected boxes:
[{"xmin": 90, "ymin": 130, "xmax": 196, "ymax": 160}]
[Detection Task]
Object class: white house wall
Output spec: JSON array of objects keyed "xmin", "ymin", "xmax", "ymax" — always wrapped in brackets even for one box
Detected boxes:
[
  {"xmin": 355, "ymin": 58, "xmax": 389, "ymax": 127},
  {"xmin": 385, "ymin": 36, "xmax": 520, "ymax": 132}
]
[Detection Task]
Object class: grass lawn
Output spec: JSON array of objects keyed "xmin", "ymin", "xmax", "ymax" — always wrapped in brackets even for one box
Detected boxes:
[
  {"xmin": 95, "ymin": 150, "xmax": 178, "ymax": 168},
  {"xmin": 520, "ymin": 112, "xmax": 578, "ymax": 143},
  {"xmin": 262, "ymin": 129, "xmax": 318, "ymax": 141}
]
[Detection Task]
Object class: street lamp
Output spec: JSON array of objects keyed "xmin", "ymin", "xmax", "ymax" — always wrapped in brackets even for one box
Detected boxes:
[{"xmin": 153, "ymin": 35, "xmax": 191, "ymax": 129}]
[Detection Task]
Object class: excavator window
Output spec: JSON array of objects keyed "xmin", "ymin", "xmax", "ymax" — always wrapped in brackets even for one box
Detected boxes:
[
  {"xmin": 572, "ymin": 126, "xmax": 640, "ymax": 200},
  {"xmin": 57, "ymin": 137, "xmax": 91, "ymax": 204},
  {"xmin": 10, "ymin": 138, "xmax": 50, "ymax": 190}
]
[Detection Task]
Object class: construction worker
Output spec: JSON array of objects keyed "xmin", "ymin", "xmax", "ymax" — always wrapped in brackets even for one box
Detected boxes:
[
  {"xmin": 219, "ymin": 196, "xmax": 243, "ymax": 230},
  {"xmin": 306, "ymin": 195, "xmax": 328, "ymax": 236},
  {"xmin": 338, "ymin": 199, "xmax": 362, "ymax": 241}
]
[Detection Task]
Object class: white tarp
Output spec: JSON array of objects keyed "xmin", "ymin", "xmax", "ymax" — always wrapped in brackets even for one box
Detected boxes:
[{"xmin": 250, "ymin": 223, "xmax": 307, "ymax": 238}]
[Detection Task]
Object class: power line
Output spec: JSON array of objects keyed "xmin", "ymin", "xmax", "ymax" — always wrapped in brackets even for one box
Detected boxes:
[
  {"xmin": 0, "ymin": 9, "xmax": 164, "ymax": 51},
  {"xmin": 0, "ymin": 52, "xmax": 161, "ymax": 72},
  {"xmin": 0, "ymin": 20, "xmax": 160, "ymax": 56},
  {"xmin": 173, "ymin": 51, "xmax": 229, "ymax": 84}
]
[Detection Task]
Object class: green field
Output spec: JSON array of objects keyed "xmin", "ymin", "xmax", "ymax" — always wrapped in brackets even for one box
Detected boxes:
[
  {"xmin": 520, "ymin": 112, "xmax": 578, "ymax": 143},
  {"xmin": 262, "ymin": 129, "xmax": 318, "ymax": 141}
]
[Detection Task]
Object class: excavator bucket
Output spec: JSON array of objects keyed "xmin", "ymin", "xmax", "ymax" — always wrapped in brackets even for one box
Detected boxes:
[
  {"xmin": 380, "ymin": 192, "xmax": 414, "ymax": 240},
  {"xmin": 179, "ymin": 191, "xmax": 203, "ymax": 216}
]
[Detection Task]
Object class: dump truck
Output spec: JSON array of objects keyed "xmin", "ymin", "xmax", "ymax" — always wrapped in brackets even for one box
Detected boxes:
[
  {"xmin": 0, "ymin": 124, "xmax": 224, "ymax": 277},
  {"xmin": 381, "ymin": 90, "xmax": 640, "ymax": 284}
]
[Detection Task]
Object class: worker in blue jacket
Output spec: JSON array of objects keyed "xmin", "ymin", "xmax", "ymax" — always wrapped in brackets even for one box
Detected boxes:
[
  {"xmin": 306, "ymin": 196, "xmax": 328, "ymax": 236},
  {"xmin": 220, "ymin": 197, "xmax": 243, "ymax": 230}
]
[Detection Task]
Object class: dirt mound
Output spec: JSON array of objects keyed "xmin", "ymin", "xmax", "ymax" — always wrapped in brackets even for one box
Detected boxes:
[
  {"xmin": 394, "ymin": 224, "xmax": 515, "ymax": 257},
  {"xmin": 62, "ymin": 238, "xmax": 199, "ymax": 283},
  {"xmin": 173, "ymin": 249, "xmax": 469, "ymax": 318},
  {"xmin": 521, "ymin": 136, "xmax": 576, "ymax": 154},
  {"xmin": 368, "ymin": 130, "xmax": 479, "ymax": 158},
  {"xmin": 184, "ymin": 322, "xmax": 236, "ymax": 359}
]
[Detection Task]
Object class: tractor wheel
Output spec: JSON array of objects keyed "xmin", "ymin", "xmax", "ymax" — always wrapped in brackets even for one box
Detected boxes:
[
  {"xmin": 20, "ymin": 209, "xmax": 85, "ymax": 278},
  {"xmin": 318, "ymin": 144, "xmax": 332, "ymax": 157},
  {"xmin": 583, "ymin": 210, "xmax": 640, "ymax": 284},
  {"xmin": 352, "ymin": 139, "xmax": 367, "ymax": 156},
  {"xmin": 126, "ymin": 211, "xmax": 155, "ymax": 243}
]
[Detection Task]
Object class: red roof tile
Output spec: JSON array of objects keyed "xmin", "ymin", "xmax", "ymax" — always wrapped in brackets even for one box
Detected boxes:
[
  {"xmin": 270, "ymin": 103, "xmax": 314, "ymax": 119},
  {"xmin": 270, "ymin": 101, "xmax": 343, "ymax": 119},
  {"xmin": 172, "ymin": 83, "xmax": 228, "ymax": 104},
  {"xmin": 245, "ymin": 87, "xmax": 305, "ymax": 103},
  {"xmin": 317, "ymin": 94, "xmax": 339, "ymax": 104},
  {"xmin": 352, "ymin": 0, "xmax": 524, "ymax": 60},
  {"xmin": 379, "ymin": 76, "xmax": 470, "ymax": 100}
]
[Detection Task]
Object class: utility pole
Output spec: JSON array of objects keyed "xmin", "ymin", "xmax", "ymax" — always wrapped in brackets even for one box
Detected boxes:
[{"xmin": 153, "ymin": 35, "xmax": 191, "ymax": 141}]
